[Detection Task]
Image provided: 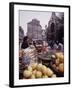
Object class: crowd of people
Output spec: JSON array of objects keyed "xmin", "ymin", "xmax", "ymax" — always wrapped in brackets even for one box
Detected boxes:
[{"xmin": 20, "ymin": 36, "xmax": 64, "ymax": 52}]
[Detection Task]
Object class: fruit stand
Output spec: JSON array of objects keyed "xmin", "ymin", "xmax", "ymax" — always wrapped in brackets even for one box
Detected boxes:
[{"xmin": 19, "ymin": 45, "xmax": 64, "ymax": 79}]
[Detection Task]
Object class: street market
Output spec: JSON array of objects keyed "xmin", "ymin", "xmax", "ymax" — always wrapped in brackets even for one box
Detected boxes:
[{"xmin": 19, "ymin": 40, "xmax": 64, "ymax": 79}]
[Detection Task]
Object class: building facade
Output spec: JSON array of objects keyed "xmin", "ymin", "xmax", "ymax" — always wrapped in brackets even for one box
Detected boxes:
[
  {"xmin": 27, "ymin": 19, "xmax": 42, "ymax": 41},
  {"xmin": 46, "ymin": 12, "xmax": 64, "ymax": 44}
]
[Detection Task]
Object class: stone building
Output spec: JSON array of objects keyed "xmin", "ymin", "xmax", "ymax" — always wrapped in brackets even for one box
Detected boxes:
[
  {"xmin": 27, "ymin": 19, "xmax": 42, "ymax": 41},
  {"xmin": 46, "ymin": 12, "xmax": 64, "ymax": 44}
]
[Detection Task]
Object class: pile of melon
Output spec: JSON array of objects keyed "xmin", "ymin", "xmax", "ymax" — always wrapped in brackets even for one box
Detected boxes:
[
  {"xmin": 23, "ymin": 63, "xmax": 56, "ymax": 79},
  {"xmin": 52, "ymin": 52, "xmax": 64, "ymax": 73}
]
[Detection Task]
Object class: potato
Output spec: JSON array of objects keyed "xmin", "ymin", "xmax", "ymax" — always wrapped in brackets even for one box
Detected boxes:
[
  {"xmin": 35, "ymin": 71, "xmax": 42, "ymax": 78},
  {"xmin": 47, "ymin": 68, "xmax": 53, "ymax": 77},
  {"xmin": 23, "ymin": 70, "xmax": 32, "ymax": 78},
  {"xmin": 58, "ymin": 63, "xmax": 64, "ymax": 73},
  {"xmin": 36, "ymin": 63, "xmax": 43, "ymax": 71},
  {"xmin": 41, "ymin": 65, "xmax": 47, "ymax": 75},
  {"xmin": 31, "ymin": 63, "xmax": 37, "ymax": 70},
  {"xmin": 27, "ymin": 66, "xmax": 32, "ymax": 72}
]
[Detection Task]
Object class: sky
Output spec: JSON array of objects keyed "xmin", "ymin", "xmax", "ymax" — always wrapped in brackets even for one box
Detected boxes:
[{"xmin": 19, "ymin": 10, "xmax": 61, "ymax": 35}]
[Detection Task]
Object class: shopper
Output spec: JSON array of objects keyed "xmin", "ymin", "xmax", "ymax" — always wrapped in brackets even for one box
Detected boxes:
[{"xmin": 21, "ymin": 36, "xmax": 29, "ymax": 49}]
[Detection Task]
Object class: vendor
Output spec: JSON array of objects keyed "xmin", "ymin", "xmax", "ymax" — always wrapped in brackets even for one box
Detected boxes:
[{"xmin": 21, "ymin": 36, "xmax": 29, "ymax": 49}]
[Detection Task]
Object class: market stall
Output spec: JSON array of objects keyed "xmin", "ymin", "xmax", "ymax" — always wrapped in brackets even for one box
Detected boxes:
[{"xmin": 19, "ymin": 43, "xmax": 64, "ymax": 79}]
